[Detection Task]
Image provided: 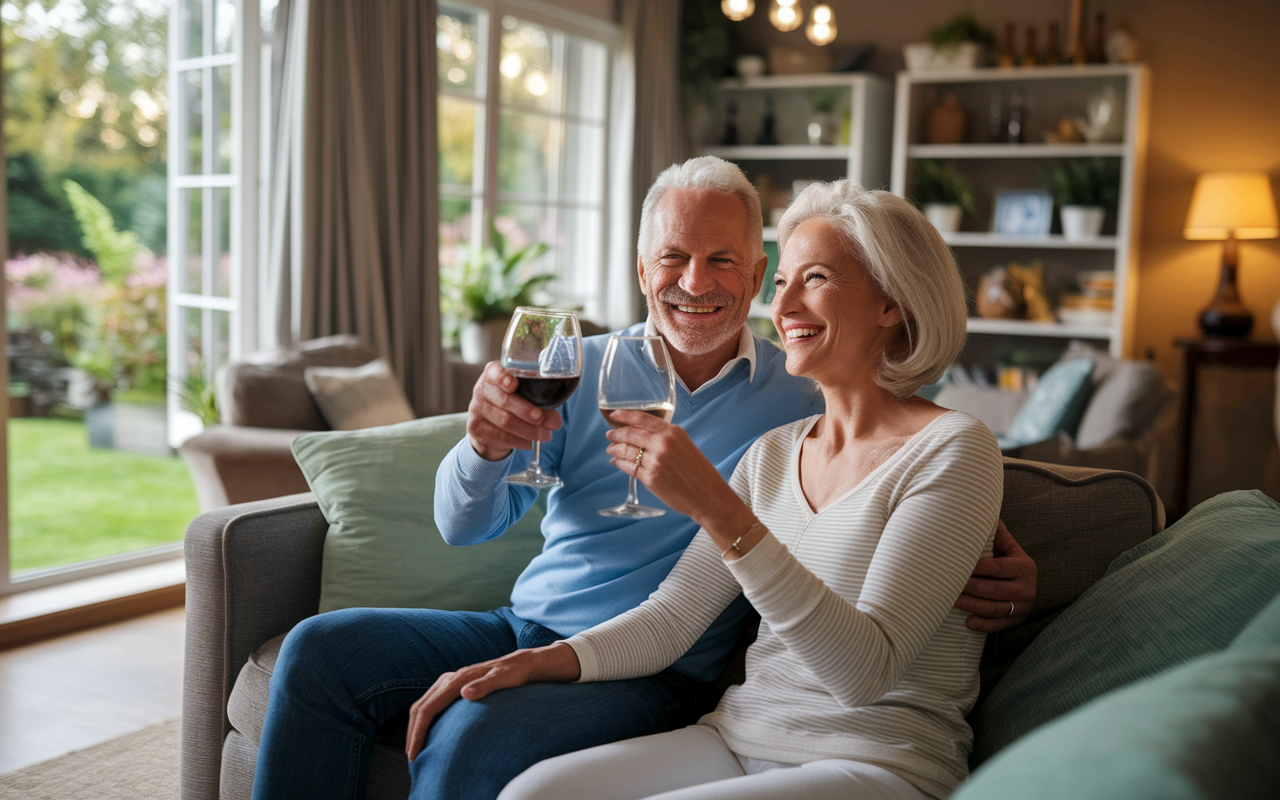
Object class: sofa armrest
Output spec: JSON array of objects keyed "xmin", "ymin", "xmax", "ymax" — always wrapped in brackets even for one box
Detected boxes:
[
  {"xmin": 181, "ymin": 492, "xmax": 328, "ymax": 800},
  {"xmin": 180, "ymin": 425, "xmax": 314, "ymax": 511}
]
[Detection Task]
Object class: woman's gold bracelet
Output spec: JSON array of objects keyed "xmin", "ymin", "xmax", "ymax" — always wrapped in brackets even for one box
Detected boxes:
[{"xmin": 721, "ymin": 521, "xmax": 766, "ymax": 560}]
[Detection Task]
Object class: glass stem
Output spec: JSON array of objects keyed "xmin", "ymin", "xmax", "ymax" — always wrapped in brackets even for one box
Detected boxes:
[
  {"xmin": 625, "ymin": 474, "xmax": 641, "ymax": 506},
  {"xmin": 529, "ymin": 440, "xmax": 544, "ymax": 475}
]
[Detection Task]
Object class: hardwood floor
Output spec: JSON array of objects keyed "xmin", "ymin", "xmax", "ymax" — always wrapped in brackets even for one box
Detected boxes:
[{"xmin": 0, "ymin": 606, "xmax": 185, "ymax": 773}]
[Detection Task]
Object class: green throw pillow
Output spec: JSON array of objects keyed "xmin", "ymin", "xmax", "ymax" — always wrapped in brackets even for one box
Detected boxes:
[
  {"xmin": 954, "ymin": 645, "xmax": 1280, "ymax": 800},
  {"xmin": 292, "ymin": 413, "xmax": 546, "ymax": 613},
  {"xmin": 970, "ymin": 489, "xmax": 1280, "ymax": 764},
  {"xmin": 1232, "ymin": 590, "xmax": 1280, "ymax": 651},
  {"xmin": 996, "ymin": 358, "xmax": 1093, "ymax": 449}
]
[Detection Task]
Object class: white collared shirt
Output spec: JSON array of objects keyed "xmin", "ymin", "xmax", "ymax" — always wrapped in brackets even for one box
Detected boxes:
[{"xmin": 643, "ymin": 318, "xmax": 757, "ymax": 395}]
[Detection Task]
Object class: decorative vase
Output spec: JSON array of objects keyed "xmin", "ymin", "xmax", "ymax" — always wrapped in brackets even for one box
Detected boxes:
[
  {"xmin": 1060, "ymin": 205, "xmax": 1105, "ymax": 240},
  {"xmin": 460, "ymin": 317, "xmax": 512, "ymax": 364},
  {"xmin": 903, "ymin": 41, "xmax": 982, "ymax": 72},
  {"xmin": 924, "ymin": 203, "xmax": 963, "ymax": 234},
  {"xmin": 925, "ymin": 93, "xmax": 966, "ymax": 144},
  {"xmin": 806, "ymin": 111, "xmax": 836, "ymax": 145}
]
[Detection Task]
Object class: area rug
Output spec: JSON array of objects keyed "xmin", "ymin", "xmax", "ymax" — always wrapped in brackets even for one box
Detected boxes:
[{"xmin": 0, "ymin": 717, "xmax": 180, "ymax": 799}]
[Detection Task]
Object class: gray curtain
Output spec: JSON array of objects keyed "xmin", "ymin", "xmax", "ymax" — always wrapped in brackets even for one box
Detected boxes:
[
  {"xmin": 608, "ymin": 0, "xmax": 684, "ymax": 327},
  {"xmin": 278, "ymin": 0, "xmax": 445, "ymax": 416}
]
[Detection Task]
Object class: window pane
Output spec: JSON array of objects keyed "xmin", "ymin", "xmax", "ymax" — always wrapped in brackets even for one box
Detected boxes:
[
  {"xmin": 182, "ymin": 0, "xmax": 202, "ymax": 58},
  {"xmin": 564, "ymin": 37, "xmax": 607, "ymax": 122},
  {"xmin": 216, "ymin": 65, "xmax": 232, "ymax": 174},
  {"xmin": 182, "ymin": 189, "xmax": 204, "ymax": 293},
  {"xmin": 561, "ymin": 122, "xmax": 604, "ymax": 205},
  {"xmin": 183, "ymin": 307, "xmax": 204, "ymax": 374},
  {"xmin": 557, "ymin": 207, "xmax": 602, "ymax": 311},
  {"xmin": 438, "ymin": 5, "xmax": 483, "ymax": 95},
  {"xmin": 500, "ymin": 16, "xmax": 555, "ymax": 110},
  {"xmin": 439, "ymin": 194, "xmax": 478, "ymax": 272},
  {"xmin": 439, "ymin": 95, "xmax": 479, "ymax": 189},
  {"xmin": 215, "ymin": 188, "xmax": 232, "ymax": 296},
  {"xmin": 498, "ymin": 110, "xmax": 552, "ymax": 197},
  {"xmin": 211, "ymin": 309, "xmax": 231, "ymax": 372},
  {"xmin": 495, "ymin": 201, "xmax": 554, "ymax": 268},
  {"xmin": 181, "ymin": 70, "xmax": 203, "ymax": 175},
  {"xmin": 214, "ymin": 0, "xmax": 236, "ymax": 54}
]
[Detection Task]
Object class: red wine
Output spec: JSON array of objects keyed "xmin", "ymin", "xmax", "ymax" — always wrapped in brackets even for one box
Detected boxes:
[
  {"xmin": 514, "ymin": 373, "xmax": 580, "ymax": 410},
  {"xmin": 599, "ymin": 403, "xmax": 675, "ymax": 428}
]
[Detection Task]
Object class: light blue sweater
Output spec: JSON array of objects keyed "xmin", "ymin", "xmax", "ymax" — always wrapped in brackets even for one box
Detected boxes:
[{"xmin": 434, "ymin": 323, "xmax": 824, "ymax": 681}]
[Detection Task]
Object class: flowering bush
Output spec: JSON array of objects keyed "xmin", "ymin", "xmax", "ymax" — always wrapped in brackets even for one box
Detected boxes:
[
  {"xmin": 5, "ymin": 252, "xmax": 100, "ymax": 366},
  {"xmin": 75, "ymin": 254, "xmax": 168, "ymax": 401}
]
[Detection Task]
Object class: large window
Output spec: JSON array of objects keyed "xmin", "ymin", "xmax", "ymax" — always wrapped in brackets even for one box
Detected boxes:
[{"xmin": 438, "ymin": 1, "xmax": 614, "ymax": 332}]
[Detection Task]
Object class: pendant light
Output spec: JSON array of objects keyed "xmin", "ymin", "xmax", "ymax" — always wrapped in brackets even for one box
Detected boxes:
[
  {"xmin": 769, "ymin": 0, "xmax": 803, "ymax": 32},
  {"xmin": 721, "ymin": 0, "xmax": 755, "ymax": 21},
  {"xmin": 806, "ymin": 3, "xmax": 837, "ymax": 45}
]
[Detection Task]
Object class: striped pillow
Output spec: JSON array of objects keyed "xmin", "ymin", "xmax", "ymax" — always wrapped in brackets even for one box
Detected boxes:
[{"xmin": 303, "ymin": 358, "xmax": 415, "ymax": 430}]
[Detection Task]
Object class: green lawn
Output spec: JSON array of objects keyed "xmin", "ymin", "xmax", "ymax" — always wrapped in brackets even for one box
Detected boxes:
[{"xmin": 8, "ymin": 417, "xmax": 199, "ymax": 573}]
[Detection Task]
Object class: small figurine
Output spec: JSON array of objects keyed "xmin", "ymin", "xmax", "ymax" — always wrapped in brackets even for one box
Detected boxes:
[{"xmin": 1106, "ymin": 16, "xmax": 1139, "ymax": 63}]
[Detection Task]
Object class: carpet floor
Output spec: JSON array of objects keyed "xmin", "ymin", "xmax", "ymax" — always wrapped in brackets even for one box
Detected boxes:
[{"xmin": 0, "ymin": 717, "xmax": 180, "ymax": 799}]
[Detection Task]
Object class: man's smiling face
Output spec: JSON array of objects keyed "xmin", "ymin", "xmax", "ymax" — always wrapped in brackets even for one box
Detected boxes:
[{"xmin": 638, "ymin": 188, "xmax": 766, "ymax": 359}]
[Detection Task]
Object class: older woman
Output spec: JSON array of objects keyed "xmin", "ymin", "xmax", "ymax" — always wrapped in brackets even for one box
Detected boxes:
[{"xmin": 404, "ymin": 182, "xmax": 1003, "ymax": 800}]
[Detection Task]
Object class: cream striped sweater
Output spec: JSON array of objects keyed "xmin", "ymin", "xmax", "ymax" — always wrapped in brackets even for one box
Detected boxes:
[{"xmin": 567, "ymin": 411, "xmax": 1003, "ymax": 798}]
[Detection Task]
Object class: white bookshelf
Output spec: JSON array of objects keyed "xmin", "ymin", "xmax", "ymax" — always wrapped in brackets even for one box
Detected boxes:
[{"xmin": 890, "ymin": 64, "xmax": 1150, "ymax": 360}]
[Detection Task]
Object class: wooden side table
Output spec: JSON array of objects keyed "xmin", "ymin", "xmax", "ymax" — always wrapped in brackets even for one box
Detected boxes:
[{"xmin": 1172, "ymin": 338, "xmax": 1280, "ymax": 520}]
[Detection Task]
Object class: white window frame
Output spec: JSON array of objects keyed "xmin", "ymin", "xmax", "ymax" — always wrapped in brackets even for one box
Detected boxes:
[{"xmin": 443, "ymin": 0, "xmax": 619, "ymax": 324}]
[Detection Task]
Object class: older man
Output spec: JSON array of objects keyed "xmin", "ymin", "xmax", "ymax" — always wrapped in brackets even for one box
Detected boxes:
[{"xmin": 251, "ymin": 157, "xmax": 1035, "ymax": 800}]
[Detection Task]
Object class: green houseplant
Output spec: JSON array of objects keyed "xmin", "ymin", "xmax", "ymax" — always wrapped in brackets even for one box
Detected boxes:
[
  {"xmin": 905, "ymin": 11, "xmax": 997, "ymax": 71},
  {"xmin": 1042, "ymin": 159, "xmax": 1121, "ymax": 240},
  {"xmin": 912, "ymin": 160, "xmax": 977, "ymax": 234},
  {"xmin": 447, "ymin": 223, "xmax": 553, "ymax": 364}
]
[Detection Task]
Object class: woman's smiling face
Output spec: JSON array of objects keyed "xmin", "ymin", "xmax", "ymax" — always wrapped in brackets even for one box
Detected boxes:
[{"xmin": 771, "ymin": 217, "xmax": 903, "ymax": 387}]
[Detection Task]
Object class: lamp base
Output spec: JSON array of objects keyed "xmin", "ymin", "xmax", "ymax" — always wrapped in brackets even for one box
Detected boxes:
[{"xmin": 1198, "ymin": 305, "xmax": 1253, "ymax": 338}]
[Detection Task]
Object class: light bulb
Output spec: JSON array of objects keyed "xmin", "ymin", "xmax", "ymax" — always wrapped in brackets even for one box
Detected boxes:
[
  {"xmin": 721, "ymin": 0, "xmax": 755, "ymax": 21},
  {"xmin": 769, "ymin": 0, "xmax": 803, "ymax": 32},
  {"xmin": 525, "ymin": 70, "xmax": 548, "ymax": 96},
  {"xmin": 805, "ymin": 4, "xmax": 836, "ymax": 45}
]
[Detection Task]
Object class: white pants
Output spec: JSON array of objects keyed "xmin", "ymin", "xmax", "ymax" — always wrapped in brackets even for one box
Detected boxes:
[{"xmin": 497, "ymin": 725, "xmax": 931, "ymax": 800}]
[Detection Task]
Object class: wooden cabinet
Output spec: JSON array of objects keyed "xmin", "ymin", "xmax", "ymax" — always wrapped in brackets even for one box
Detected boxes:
[{"xmin": 890, "ymin": 64, "xmax": 1150, "ymax": 373}]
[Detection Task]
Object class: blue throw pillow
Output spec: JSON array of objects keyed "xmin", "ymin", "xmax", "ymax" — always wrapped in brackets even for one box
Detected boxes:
[
  {"xmin": 970, "ymin": 490, "xmax": 1280, "ymax": 764},
  {"xmin": 996, "ymin": 358, "xmax": 1093, "ymax": 449},
  {"xmin": 953, "ymin": 645, "xmax": 1280, "ymax": 800}
]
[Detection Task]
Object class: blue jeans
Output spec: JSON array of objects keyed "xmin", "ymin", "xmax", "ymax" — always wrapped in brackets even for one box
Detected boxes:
[{"xmin": 251, "ymin": 607, "xmax": 710, "ymax": 800}]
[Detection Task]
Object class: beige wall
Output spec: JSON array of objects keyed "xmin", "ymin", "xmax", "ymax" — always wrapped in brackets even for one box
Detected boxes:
[{"xmin": 739, "ymin": 0, "xmax": 1280, "ymax": 379}]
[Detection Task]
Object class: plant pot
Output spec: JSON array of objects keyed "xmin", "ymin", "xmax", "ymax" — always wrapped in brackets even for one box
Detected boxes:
[
  {"xmin": 85, "ymin": 402, "xmax": 114, "ymax": 449},
  {"xmin": 113, "ymin": 400, "xmax": 172, "ymax": 456},
  {"xmin": 903, "ymin": 41, "xmax": 982, "ymax": 72},
  {"xmin": 1060, "ymin": 205, "xmax": 1106, "ymax": 240},
  {"xmin": 460, "ymin": 318, "xmax": 512, "ymax": 364},
  {"xmin": 923, "ymin": 203, "xmax": 963, "ymax": 234},
  {"xmin": 806, "ymin": 112, "xmax": 837, "ymax": 146}
]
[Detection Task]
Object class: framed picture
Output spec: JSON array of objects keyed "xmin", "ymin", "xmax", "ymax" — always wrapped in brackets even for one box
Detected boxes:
[{"xmin": 992, "ymin": 190, "xmax": 1054, "ymax": 235}]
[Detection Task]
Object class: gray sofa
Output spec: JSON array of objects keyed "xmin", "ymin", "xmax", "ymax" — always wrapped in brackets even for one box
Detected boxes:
[
  {"xmin": 181, "ymin": 455, "xmax": 1163, "ymax": 800},
  {"xmin": 180, "ymin": 335, "xmax": 379, "ymax": 511}
]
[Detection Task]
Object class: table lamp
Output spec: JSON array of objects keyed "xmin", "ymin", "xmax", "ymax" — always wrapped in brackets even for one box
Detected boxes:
[{"xmin": 1183, "ymin": 171, "xmax": 1279, "ymax": 337}]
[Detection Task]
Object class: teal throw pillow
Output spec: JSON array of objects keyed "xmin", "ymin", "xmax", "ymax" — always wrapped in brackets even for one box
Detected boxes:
[
  {"xmin": 292, "ymin": 413, "xmax": 546, "ymax": 614},
  {"xmin": 970, "ymin": 489, "xmax": 1280, "ymax": 764},
  {"xmin": 996, "ymin": 358, "xmax": 1093, "ymax": 449},
  {"xmin": 954, "ymin": 645, "xmax": 1280, "ymax": 800}
]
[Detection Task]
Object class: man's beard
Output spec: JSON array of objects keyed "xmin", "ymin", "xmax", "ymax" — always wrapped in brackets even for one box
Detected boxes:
[{"xmin": 647, "ymin": 285, "xmax": 745, "ymax": 357}]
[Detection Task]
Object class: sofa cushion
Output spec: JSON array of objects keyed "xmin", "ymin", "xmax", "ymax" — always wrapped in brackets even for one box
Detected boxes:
[
  {"xmin": 218, "ymin": 335, "xmax": 379, "ymax": 430},
  {"xmin": 970, "ymin": 489, "xmax": 1280, "ymax": 764},
  {"xmin": 934, "ymin": 385, "xmax": 1029, "ymax": 436},
  {"xmin": 304, "ymin": 359, "xmax": 416, "ymax": 431},
  {"xmin": 1074, "ymin": 359, "xmax": 1172, "ymax": 450},
  {"xmin": 227, "ymin": 634, "xmax": 285, "ymax": 747},
  {"xmin": 292, "ymin": 413, "xmax": 546, "ymax": 614},
  {"xmin": 997, "ymin": 358, "xmax": 1093, "ymax": 449},
  {"xmin": 954, "ymin": 645, "xmax": 1280, "ymax": 800}
]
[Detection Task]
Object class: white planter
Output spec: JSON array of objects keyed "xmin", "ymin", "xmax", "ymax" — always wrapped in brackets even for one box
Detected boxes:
[
  {"xmin": 903, "ymin": 42, "xmax": 982, "ymax": 72},
  {"xmin": 1060, "ymin": 205, "xmax": 1106, "ymax": 240},
  {"xmin": 460, "ymin": 317, "xmax": 512, "ymax": 364},
  {"xmin": 924, "ymin": 203, "xmax": 963, "ymax": 234},
  {"xmin": 113, "ymin": 400, "xmax": 172, "ymax": 456}
]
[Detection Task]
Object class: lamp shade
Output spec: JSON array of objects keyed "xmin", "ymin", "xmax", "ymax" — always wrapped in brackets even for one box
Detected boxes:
[{"xmin": 1184, "ymin": 171, "xmax": 1279, "ymax": 240}]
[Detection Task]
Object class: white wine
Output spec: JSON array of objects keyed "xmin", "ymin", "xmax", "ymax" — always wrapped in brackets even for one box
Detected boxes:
[{"xmin": 599, "ymin": 402, "xmax": 675, "ymax": 428}]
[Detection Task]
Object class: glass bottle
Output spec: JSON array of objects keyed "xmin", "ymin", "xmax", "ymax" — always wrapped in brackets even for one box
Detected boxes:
[
  {"xmin": 1006, "ymin": 89, "xmax": 1026, "ymax": 144},
  {"xmin": 720, "ymin": 100, "xmax": 740, "ymax": 146},
  {"xmin": 755, "ymin": 95, "xmax": 779, "ymax": 146},
  {"xmin": 1045, "ymin": 21, "xmax": 1062, "ymax": 64}
]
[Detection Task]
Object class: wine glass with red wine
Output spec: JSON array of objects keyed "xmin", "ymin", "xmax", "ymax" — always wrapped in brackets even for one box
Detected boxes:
[
  {"xmin": 502, "ymin": 307, "xmax": 584, "ymax": 489},
  {"xmin": 597, "ymin": 335, "xmax": 677, "ymax": 518}
]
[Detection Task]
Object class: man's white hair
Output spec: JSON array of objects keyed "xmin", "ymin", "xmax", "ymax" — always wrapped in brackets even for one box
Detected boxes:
[{"xmin": 637, "ymin": 156, "xmax": 764, "ymax": 264}]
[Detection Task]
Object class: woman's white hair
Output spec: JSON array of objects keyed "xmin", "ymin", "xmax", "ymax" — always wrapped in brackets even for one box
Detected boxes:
[
  {"xmin": 777, "ymin": 181, "xmax": 967, "ymax": 398},
  {"xmin": 638, "ymin": 156, "xmax": 764, "ymax": 264}
]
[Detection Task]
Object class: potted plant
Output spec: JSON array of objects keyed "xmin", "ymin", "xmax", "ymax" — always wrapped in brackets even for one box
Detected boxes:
[
  {"xmin": 1042, "ymin": 159, "xmax": 1121, "ymax": 240},
  {"xmin": 904, "ymin": 12, "xmax": 997, "ymax": 72},
  {"xmin": 912, "ymin": 160, "xmax": 977, "ymax": 234},
  {"xmin": 446, "ymin": 224, "xmax": 553, "ymax": 364},
  {"xmin": 806, "ymin": 88, "xmax": 841, "ymax": 146}
]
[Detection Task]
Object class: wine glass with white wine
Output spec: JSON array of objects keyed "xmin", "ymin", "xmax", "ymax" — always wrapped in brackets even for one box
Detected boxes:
[
  {"xmin": 597, "ymin": 335, "xmax": 677, "ymax": 518},
  {"xmin": 502, "ymin": 307, "xmax": 583, "ymax": 489}
]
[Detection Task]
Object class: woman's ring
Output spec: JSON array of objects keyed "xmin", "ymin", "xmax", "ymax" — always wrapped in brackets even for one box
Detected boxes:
[
  {"xmin": 635, "ymin": 448, "xmax": 645, "ymax": 468},
  {"xmin": 1007, "ymin": 602, "xmax": 1016, "ymax": 618}
]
